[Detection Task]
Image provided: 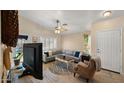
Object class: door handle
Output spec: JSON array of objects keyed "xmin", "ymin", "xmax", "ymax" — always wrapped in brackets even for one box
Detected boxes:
[{"xmin": 97, "ymin": 49, "xmax": 100, "ymax": 53}]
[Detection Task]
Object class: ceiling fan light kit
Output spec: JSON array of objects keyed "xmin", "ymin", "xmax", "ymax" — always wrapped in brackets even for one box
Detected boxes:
[
  {"xmin": 55, "ymin": 29, "xmax": 60, "ymax": 34},
  {"xmin": 54, "ymin": 20, "xmax": 67, "ymax": 34}
]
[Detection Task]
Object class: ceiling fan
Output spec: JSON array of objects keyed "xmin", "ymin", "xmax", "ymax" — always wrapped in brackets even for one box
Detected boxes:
[{"xmin": 54, "ymin": 20, "xmax": 68, "ymax": 34}]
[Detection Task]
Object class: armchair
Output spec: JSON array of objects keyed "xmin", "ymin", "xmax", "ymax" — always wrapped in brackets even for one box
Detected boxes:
[{"xmin": 74, "ymin": 56, "xmax": 101, "ymax": 82}]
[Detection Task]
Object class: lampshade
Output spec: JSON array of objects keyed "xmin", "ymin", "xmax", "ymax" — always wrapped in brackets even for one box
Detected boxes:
[
  {"xmin": 55, "ymin": 30, "xmax": 58, "ymax": 34},
  {"xmin": 57, "ymin": 30, "xmax": 60, "ymax": 34}
]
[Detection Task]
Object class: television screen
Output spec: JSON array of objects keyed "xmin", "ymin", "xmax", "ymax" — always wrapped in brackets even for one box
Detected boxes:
[{"xmin": 23, "ymin": 47, "xmax": 35, "ymax": 71}]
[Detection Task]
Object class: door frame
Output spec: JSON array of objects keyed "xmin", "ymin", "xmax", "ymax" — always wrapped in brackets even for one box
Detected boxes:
[{"xmin": 96, "ymin": 27, "xmax": 122, "ymax": 73}]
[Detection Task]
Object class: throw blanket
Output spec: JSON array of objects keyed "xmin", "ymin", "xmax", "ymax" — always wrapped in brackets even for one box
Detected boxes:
[{"xmin": 93, "ymin": 56, "xmax": 101, "ymax": 71}]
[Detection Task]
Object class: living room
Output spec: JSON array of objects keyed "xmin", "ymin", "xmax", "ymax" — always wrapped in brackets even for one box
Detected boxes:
[
  {"xmin": 1, "ymin": 0, "xmax": 124, "ymax": 93},
  {"xmin": 1, "ymin": 10, "xmax": 124, "ymax": 83}
]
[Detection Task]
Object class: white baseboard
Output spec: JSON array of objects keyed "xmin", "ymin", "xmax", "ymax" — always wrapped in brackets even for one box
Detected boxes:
[{"xmin": 120, "ymin": 72, "xmax": 124, "ymax": 76}]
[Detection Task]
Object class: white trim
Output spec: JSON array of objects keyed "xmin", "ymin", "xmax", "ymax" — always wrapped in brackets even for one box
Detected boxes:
[{"xmin": 96, "ymin": 27, "xmax": 122, "ymax": 33}]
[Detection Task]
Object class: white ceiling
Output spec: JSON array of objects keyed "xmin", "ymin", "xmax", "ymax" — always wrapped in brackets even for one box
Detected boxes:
[{"xmin": 19, "ymin": 10, "xmax": 124, "ymax": 34}]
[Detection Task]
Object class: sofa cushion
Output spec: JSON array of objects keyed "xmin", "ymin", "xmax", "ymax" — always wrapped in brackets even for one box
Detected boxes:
[
  {"xmin": 62, "ymin": 50, "xmax": 66, "ymax": 54},
  {"xmin": 62, "ymin": 50, "xmax": 74, "ymax": 56},
  {"xmin": 68, "ymin": 50, "xmax": 74, "ymax": 56},
  {"xmin": 53, "ymin": 50, "xmax": 62, "ymax": 55},
  {"xmin": 46, "ymin": 56, "xmax": 55, "ymax": 62},
  {"xmin": 65, "ymin": 55, "xmax": 80, "ymax": 63},
  {"xmin": 74, "ymin": 51, "xmax": 80, "ymax": 57}
]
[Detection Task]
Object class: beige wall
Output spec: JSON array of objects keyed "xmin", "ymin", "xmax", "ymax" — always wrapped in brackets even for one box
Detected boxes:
[
  {"xmin": 62, "ymin": 32, "xmax": 84, "ymax": 51},
  {"xmin": 19, "ymin": 16, "xmax": 62, "ymax": 50},
  {"xmin": 91, "ymin": 16, "xmax": 124, "ymax": 73}
]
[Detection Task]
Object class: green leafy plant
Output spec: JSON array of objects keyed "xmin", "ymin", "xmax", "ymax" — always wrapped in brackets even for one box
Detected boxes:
[
  {"xmin": 84, "ymin": 34, "xmax": 88, "ymax": 43},
  {"xmin": 83, "ymin": 34, "xmax": 89, "ymax": 53}
]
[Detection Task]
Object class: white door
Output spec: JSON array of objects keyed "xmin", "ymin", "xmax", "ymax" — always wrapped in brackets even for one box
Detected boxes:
[{"xmin": 96, "ymin": 29, "xmax": 121, "ymax": 72}]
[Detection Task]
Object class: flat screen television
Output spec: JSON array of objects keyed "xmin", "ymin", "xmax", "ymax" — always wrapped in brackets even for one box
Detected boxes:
[{"xmin": 21, "ymin": 43, "xmax": 43, "ymax": 80}]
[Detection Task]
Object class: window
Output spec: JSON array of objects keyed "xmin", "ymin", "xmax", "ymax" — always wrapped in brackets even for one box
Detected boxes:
[
  {"xmin": 83, "ymin": 34, "xmax": 91, "ymax": 54},
  {"xmin": 46, "ymin": 38, "xmax": 49, "ymax": 50},
  {"xmin": 50, "ymin": 38, "xmax": 54, "ymax": 49},
  {"xmin": 40, "ymin": 37, "xmax": 57, "ymax": 51},
  {"xmin": 54, "ymin": 38, "xmax": 57, "ymax": 49}
]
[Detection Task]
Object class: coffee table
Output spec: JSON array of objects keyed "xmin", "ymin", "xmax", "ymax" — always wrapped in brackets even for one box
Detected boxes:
[{"xmin": 55, "ymin": 56, "xmax": 74, "ymax": 71}]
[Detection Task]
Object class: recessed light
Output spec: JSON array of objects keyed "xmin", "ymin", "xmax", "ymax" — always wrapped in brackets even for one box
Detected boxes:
[{"xmin": 103, "ymin": 11, "xmax": 112, "ymax": 17}]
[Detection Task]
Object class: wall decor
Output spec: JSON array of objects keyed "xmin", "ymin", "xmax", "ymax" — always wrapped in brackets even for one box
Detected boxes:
[{"xmin": 1, "ymin": 10, "xmax": 19, "ymax": 47}]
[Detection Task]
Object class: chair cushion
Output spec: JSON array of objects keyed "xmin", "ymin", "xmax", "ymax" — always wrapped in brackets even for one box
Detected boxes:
[
  {"xmin": 74, "ymin": 51, "xmax": 80, "ymax": 57},
  {"xmin": 78, "ymin": 62, "xmax": 88, "ymax": 68}
]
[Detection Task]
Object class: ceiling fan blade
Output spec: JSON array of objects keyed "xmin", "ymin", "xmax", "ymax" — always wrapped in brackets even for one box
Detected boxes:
[{"xmin": 63, "ymin": 24, "xmax": 67, "ymax": 26}]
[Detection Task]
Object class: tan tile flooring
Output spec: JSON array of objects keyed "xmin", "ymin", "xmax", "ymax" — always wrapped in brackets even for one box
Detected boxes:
[{"xmin": 14, "ymin": 62, "xmax": 124, "ymax": 83}]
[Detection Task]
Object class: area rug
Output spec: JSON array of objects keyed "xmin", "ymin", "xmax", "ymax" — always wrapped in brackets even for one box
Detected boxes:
[{"xmin": 49, "ymin": 61, "xmax": 74, "ymax": 75}]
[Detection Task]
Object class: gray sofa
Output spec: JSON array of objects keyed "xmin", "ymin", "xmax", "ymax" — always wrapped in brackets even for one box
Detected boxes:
[
  {"xmin": 43, "ymin": 51, "xmax": 62, "ymax": 63},
  {"xmin": 43, "ymin": 50, "xmax": 83, "ymax": 63},
  {"xmin": 61, "ymin": 50, "xmax": 82, "ymax": 62}
]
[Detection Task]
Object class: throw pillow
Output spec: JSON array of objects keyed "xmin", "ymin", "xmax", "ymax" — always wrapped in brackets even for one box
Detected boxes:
[
  {"xmin": 74, "ymin": 51, "xmax": 80, "ymax": 57},
  {"xmin": 48, "ymin": 51, "xmax": 52, "ymax": 56},
  {"xmin": 44, "ymin": 52, "xmax": 49, "ymax": 57}
]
